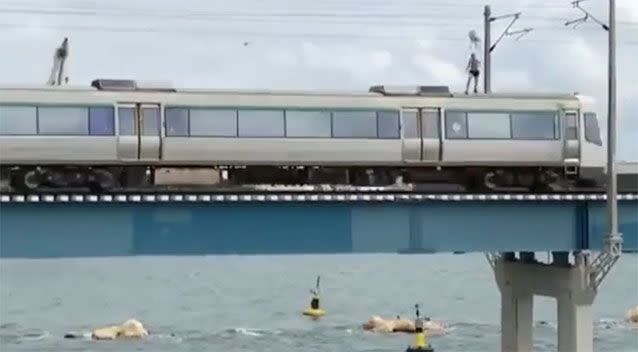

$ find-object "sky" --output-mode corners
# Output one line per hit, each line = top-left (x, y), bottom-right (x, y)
(0, 0), (636, 160)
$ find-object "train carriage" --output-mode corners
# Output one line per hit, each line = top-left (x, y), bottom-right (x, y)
(0, 79), (606, 193)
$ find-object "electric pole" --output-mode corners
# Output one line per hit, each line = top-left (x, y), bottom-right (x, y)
(482, 5), (533, 93)
(606, 0), (620, 254)
(565, 0), (621, 257)
(565, 0), (621, 289)
(483, 6), (491, 93)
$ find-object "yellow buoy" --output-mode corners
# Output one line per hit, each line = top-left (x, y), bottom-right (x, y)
(303, 276), (326, 319)
(302, 308), (326, 318)
(405, 304), (434, 352)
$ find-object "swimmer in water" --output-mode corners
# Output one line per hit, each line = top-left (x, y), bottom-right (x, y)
(64, 319), (149, 340)
(362, 314), (447, 335)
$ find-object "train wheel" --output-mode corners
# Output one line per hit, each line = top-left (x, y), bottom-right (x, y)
(12, 169), (41, 193)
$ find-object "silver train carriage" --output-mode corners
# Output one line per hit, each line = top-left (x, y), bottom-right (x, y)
(0, 79), (606, 193)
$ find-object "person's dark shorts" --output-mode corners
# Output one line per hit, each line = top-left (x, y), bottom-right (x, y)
(470, 70), (480, 77)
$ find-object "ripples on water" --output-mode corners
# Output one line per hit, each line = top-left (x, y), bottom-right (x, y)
(1, 254), (637, 351)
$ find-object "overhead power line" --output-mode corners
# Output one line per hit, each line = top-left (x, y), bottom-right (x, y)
(1, 7), (637, 28)
(1, 22), (636, 46)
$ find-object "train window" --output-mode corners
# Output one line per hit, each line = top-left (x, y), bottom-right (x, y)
(118, 107), (136, 136)
(467, 112), (510, 139)
(332, 111), (377, 138)
(377, 111), (400, 139)
(142, 107), (160, 136)
(89, 106), (115, 136)
(238, 109), (284, 137)
(584, 112), (603, 146)
(0, 105), (37, 135)
(511, 112), (556, 140)
(421, 110), (440, 139)
(445, 111), (467, 139)
(565, 113), (578, 140)
(165, 108), (189, 136)
(38, 106), (88, 135)
(190, 108), (237, 137)
(402, 110), (418, 138)
(285, 110), (331, 138)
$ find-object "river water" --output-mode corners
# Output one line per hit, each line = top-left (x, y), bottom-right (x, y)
(1, 253), (637, 351)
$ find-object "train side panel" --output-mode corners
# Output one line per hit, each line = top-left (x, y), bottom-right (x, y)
(441, 140), (563, 166)
(161, 138), (403, 165)
(0, 136), (118, 164)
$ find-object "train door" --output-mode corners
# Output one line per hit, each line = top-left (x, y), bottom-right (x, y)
(116, 103), (161, 161)
(562, 110), (581, 174)
(401, 108), (441, 163)
(420, 108), (441, 162)
(402, 109), (421, 161)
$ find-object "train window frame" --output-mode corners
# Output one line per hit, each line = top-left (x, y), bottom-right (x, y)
(565, 112), (578, 140)
(510, 111), (559, 140)
(0, 105), (38, 135)
(377, 111), (401, 139)
(117, 107), (137, 136)
(421, 109), (440, 139)
(88, 106), (115, 136)
(164, 107), (189, 137)
(37, 105), (89, 136)
(466, 112), (511, 139)
(401, 110), (419, 139)
(444, 111), (468, 139)
(141, 107), (161, 136)
(584, 112), (603, 146)
(284, 109), (332, 138)
(188, 108), (239, 138)
(237, 108), (285, 138)
(331, 110), (378, 139)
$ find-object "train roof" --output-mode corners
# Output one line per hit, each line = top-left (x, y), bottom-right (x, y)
(0, 80), (581, 101)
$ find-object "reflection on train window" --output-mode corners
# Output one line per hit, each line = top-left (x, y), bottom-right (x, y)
(377, 111), (400, 139)
(511, 112), (556, 140)
(565, 113), (578, 140)
(584, 112), (602, 146)
(238, 109), (284, 137)
(402, 110), (418, 138)
(422, 110), (440, 139)
(332, 111), (377, 138)
(467, 112), (510, 139)
(142, 107), (160, 136)
(445, 111), (467, 139)
(285, 110), (331, 138)
(89, 107), (115, 136)
(0, 105), (37, 135)
(190, 109), (237, 137)
(165, 108), (189, 136)
(38, 106), (88, 135)
(118, 107), (136, 136)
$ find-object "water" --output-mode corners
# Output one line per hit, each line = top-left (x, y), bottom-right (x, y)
(1, 253), (637, 351)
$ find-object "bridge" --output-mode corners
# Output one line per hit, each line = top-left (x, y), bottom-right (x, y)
(0, 192), (637, 258)
(1, 188), (637, 352)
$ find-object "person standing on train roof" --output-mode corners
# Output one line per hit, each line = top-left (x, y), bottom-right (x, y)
(465, 53), (481, 95)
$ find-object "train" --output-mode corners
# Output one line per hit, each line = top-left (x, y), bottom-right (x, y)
(0, 79), (607, 193)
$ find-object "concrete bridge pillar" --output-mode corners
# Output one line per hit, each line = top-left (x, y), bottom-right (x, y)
(493, 253), (597, 352)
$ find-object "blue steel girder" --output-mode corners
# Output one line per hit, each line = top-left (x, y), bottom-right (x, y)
(0, 194), (636, 258)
